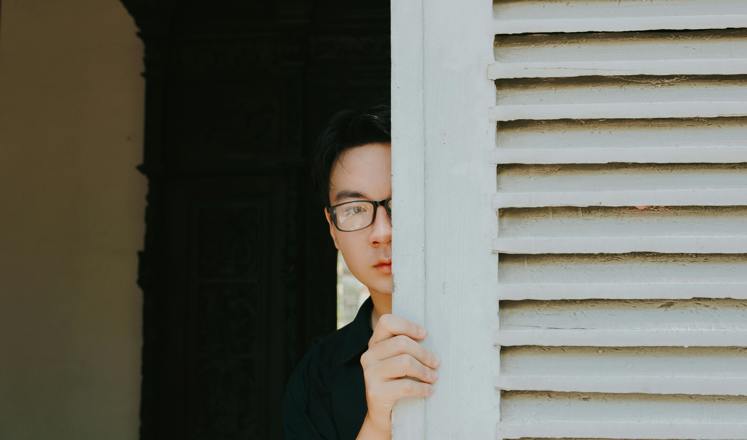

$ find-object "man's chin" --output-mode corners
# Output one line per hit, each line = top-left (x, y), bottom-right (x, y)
(366, 280), (393, 296)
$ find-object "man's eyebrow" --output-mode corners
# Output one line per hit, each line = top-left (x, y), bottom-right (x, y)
(333, 190), (368, 203)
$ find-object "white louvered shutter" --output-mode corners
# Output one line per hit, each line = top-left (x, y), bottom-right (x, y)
(491, 1), (747, 439)
(393, 0), (747, 439)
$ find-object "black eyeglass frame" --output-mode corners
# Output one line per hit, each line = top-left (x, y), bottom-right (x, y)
(327, 198), (392, 232)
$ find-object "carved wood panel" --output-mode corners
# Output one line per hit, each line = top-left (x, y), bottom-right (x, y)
(158, 177), (289, 439)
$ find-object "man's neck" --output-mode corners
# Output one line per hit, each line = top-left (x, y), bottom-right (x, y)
(369, 290), (392, 330)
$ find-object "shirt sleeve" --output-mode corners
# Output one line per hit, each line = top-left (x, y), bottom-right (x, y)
(282, 341), (333, 440)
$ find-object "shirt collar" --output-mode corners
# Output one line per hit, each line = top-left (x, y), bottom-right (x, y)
(336, 295), (374, 365)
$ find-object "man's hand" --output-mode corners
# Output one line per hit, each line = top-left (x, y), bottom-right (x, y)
(356, 314), (440, 439)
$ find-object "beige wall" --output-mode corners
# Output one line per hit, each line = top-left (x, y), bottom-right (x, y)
(0, 0), (144, 438)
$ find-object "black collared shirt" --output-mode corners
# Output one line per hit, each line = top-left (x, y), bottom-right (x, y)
(283, 296), (374, 439)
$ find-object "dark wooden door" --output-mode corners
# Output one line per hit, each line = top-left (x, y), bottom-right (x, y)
(121, 1), (389, 438)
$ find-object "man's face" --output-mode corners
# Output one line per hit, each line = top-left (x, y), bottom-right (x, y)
(324, 142), (392, 296)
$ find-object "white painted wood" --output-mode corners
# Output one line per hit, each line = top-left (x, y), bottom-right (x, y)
(493, 118), (747, 164)
(495, 236), (747, 254)
(495, 188), (747, 208)
(393, 0), (499, 438)
(494, 145), (747, 164)
(490, 59), (747, 79)
(500, 391), (747, 439)
(493, 0), (747, 21)
(491, 30), (747, 79)
(491, 1), (747, 438)
(494, 206), (747, 254)
(493, 0), (747, 33)
(499, 375), (747, 396)
(495, 31), (747, 64)
(492, 77), (747, 121)
(498, 299), (747, 346)
(391, 0), (426, 437)
(420, 1), (500, 438)
(498, 328), (747, 347)
(494, 15), (747, 34)
(501, 298), (747, 329)
(499, 282), (747, 300)
(498, 253), (747, 300)
(491, 101), (747, 121)
(497, 164), (747, 193)
(499, 346), (747, 395)
(497, 78), (747, 107)
(494, 163), (747, 208)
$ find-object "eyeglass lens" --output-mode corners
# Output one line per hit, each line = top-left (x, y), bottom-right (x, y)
(334, 200), (391, 231)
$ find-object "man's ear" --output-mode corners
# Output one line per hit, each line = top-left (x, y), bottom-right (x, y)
(323, 208), (340, 250)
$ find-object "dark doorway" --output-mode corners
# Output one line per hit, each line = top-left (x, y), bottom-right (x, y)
(120, 1), (390, 438)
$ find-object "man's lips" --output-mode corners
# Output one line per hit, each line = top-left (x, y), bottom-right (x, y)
(374, 261), (392, 274)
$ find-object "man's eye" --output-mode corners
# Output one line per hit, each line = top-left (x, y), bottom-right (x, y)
(343, 205), (365, 216)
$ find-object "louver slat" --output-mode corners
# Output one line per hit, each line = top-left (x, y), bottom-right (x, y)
(494, 207), (747, 253)
(498, 298), (747, 347)
(490, 31), (747, 79)
(492, 1), (747, 439)
(492, 118), (747, 165)
(491, 76), (747, 121)
(494, 164), (747, 208)
(497, 253), (747, 300)
(500, 392), (747, 439)
(493, 0), (747, 34)
(499, 346), (747, 396)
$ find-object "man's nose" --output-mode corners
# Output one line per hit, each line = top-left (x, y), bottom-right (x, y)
(369, 205), (391, 244)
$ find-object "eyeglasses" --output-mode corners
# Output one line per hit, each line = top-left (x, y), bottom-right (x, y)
(327, 198), (392, 232)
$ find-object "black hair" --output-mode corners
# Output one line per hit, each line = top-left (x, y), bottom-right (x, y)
(311, 104), (391, 207)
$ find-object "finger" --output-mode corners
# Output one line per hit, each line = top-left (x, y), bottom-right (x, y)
(374, 353), (438, 384)
(366, 334), (440, 369)
(369, 314), (426, 346)
(386, 378), (433, 400)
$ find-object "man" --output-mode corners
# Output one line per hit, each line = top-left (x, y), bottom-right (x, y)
(283, 106), (440, 439)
